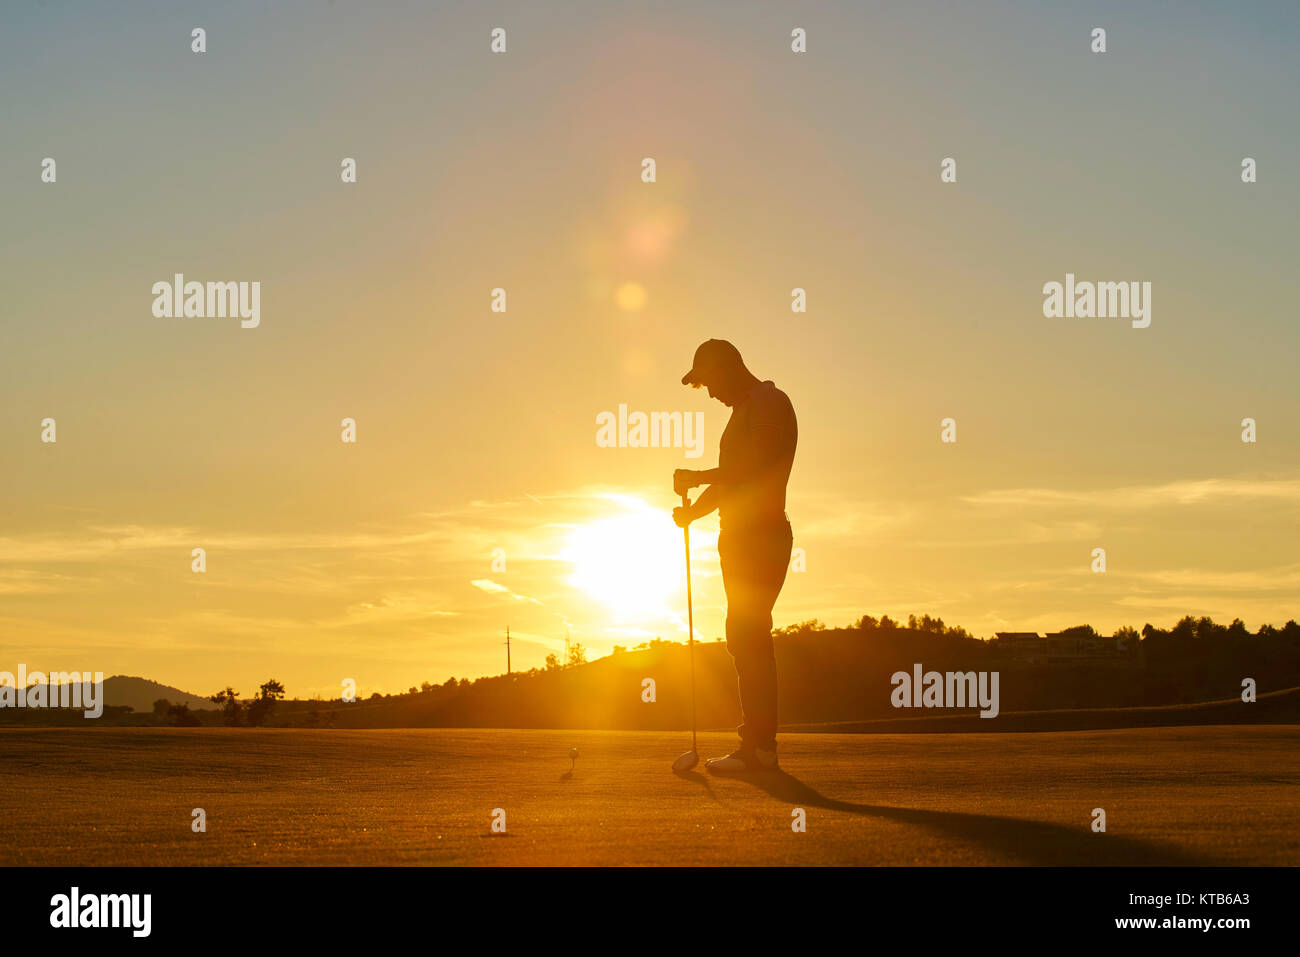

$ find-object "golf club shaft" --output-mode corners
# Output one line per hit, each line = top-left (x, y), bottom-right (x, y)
(682, 493), (696, 753)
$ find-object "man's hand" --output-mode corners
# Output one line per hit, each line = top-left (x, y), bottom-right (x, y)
(671, 505), (694, 528)
(673, 469), (700, 496)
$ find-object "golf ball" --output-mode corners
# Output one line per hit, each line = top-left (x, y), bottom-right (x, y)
(568, 748), (579, 760)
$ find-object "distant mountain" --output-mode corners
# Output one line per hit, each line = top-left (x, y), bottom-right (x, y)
(102, 675), (213, 713)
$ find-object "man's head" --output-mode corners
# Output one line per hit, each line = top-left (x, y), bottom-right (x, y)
(681, 339), (754, 406)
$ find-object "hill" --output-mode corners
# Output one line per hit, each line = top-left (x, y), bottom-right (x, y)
(295, 616), (1300, 731)
(102, 675), (213, 713)
(18, 613), (1300, 730)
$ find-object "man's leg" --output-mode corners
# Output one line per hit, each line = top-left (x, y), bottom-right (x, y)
(731, 620), (779, 749)
(720, 521), (793, 752)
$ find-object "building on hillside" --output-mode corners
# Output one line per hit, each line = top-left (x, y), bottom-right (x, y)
(992, 631), (1135, 666)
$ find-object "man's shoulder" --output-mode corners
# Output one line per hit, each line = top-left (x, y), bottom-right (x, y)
(748, 381), (796, 423)
(755, 380), (793, 408)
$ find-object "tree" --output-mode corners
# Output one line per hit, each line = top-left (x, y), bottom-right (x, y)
(908, 614), (946, 633)
(545, 653), (561, 671)
(245, 679), (286, 727)
(773, 619), (824, 638)
(567, 643), (587, 667)
(1170, 616), (1197, 642)
(1058, 624), (1101, 640)
(152, 698), (171, 716)
(167, 702), (201, 727)
(210, 687), (242, 726)
(1113, 625), (1140, 650)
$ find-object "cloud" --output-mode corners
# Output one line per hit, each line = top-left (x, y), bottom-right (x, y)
(0, 568), (93, 595)
(1128, 563), (1300, 593)
(470, 579), (543, 605)
(962, 475), (1300, 510)
(337, 594), (460, 626)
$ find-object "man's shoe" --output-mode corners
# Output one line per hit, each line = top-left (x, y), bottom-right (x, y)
(705, 746), (779, 774)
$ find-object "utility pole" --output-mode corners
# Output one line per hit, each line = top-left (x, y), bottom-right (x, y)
(505, 626), (511, 676)
(565, 625), (571, 666)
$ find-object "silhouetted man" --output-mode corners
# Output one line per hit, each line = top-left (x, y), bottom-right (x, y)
(673, 339), (797, 773)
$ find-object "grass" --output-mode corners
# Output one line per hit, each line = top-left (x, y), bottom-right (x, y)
(2, 725), (1297, 865)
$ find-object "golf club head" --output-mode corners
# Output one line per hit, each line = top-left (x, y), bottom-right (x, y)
(672, 750), (699, 772)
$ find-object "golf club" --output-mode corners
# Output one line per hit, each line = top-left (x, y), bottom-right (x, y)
(672, 492), (699, 773)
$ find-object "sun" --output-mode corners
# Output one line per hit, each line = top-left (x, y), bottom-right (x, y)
(561, 498), (683, 616)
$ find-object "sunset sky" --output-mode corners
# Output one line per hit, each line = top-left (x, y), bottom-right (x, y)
(3, 1), (1298, 698)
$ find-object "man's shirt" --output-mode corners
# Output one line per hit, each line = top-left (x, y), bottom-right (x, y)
(717, 380), (797, 530)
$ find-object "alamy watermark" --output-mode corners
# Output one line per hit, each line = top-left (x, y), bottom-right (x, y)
(152, 273), (260, 328)
(50, 887), (150, 937)
(596, 404), (704, 458)
(1042, 273), (1151, 328)
(891, 664), (1000, 718)
(0, 666), (104, 718)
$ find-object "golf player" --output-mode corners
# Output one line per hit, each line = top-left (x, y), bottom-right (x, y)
(673, 339), (797, 773)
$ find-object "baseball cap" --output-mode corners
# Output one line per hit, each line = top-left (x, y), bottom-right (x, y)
(681, 338), (743, 386)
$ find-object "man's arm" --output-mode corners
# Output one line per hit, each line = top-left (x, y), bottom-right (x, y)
(690, 483), (724, 518)
(673, 483), (723, 527)
(675, 421), (786, 491)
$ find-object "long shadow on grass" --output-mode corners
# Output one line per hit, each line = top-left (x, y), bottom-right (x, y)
(743, 770), (1216, 865)
(673, 767), (719, 801)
